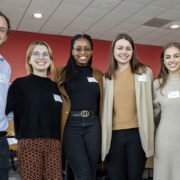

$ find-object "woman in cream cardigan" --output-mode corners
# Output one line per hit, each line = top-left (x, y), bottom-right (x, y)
(101, 33), (154, 180)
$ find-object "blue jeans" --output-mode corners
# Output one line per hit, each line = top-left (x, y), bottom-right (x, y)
(63, 113), (101, 180)
(106, 128), (146, 180)
(0, 136), (9, 180)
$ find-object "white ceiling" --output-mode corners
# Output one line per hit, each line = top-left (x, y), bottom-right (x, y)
(0, 0), (180, 46)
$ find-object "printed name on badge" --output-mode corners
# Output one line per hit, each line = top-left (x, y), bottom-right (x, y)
(138, 74), (147, 82)
(87, 77), (98, 83)
(53, 94), (62, 102)
(168, 91), (180, 99)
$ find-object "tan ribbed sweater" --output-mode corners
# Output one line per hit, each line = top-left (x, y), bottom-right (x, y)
(113, 66), (138, 130)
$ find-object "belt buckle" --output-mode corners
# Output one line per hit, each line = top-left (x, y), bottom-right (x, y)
(81, 110), (89, 117)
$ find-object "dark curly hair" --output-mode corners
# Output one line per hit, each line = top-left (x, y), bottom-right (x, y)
(62, 34), (93, 82)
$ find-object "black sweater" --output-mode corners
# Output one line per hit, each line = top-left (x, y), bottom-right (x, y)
(6, 74), (62, 140)
(66, 66), (100, 111)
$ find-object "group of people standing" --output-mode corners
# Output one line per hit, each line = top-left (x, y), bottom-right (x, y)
(0, 11), (180, 180)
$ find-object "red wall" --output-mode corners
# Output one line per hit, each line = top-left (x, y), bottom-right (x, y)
(0, 30), (162, 82)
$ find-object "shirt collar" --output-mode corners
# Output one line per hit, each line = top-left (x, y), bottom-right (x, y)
(0, 54), (4, 61)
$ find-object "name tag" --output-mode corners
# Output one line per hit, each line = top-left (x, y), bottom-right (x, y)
(138, 74), (147, 82)
(168, 91), (180, 99)
(87, 77), (98, 83)
(53, 94), (62, 102)
(0, 74), (5, 83)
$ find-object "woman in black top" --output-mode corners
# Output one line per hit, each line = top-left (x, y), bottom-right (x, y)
(6, 41), (63, 180)
(53, 34), (103, 180)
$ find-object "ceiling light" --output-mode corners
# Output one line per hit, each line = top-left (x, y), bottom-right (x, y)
(33, 13), (43, 19)
(170, 24), (180, 29)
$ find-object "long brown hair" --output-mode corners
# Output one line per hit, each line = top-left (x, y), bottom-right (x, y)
(158, 42), (180, 91)
(105, 33), (146, 79)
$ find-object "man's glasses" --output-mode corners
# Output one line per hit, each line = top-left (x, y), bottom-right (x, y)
(0, 27), (7, 34)
(32, 52), (50, 57)
(74, 47), (91, 53)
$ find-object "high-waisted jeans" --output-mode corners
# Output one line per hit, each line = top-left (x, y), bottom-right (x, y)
(106, 128), (146, 180)
(63, 112), (101, 180)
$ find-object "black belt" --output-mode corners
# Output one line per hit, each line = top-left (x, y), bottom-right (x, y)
(69, 110), (97, 118)
(0, 131), (7, 137)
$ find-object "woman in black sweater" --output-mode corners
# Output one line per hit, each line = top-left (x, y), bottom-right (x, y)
(53, 34), (103, 180)
(6, 41), (63, 180)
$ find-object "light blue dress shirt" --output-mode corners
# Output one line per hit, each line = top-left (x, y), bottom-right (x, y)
(0, 54), (11, 131)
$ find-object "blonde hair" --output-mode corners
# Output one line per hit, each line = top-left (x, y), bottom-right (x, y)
(26, 41), (54, 75)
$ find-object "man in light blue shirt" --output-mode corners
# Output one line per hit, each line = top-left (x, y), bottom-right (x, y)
(0, 11), (11, 180)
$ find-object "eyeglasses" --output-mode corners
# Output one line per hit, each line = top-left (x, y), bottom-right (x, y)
(0, 27), (7, 34)
(74, 47), (92, 53)
(32, 52), (50, 57)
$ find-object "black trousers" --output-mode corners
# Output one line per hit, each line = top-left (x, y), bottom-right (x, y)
(106, 128), (146, 180)
(0, 136), (9, 180)
(63, 113), (101, 180)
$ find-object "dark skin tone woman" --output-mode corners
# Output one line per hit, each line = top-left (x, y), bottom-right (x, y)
(53, 34), (103, 180)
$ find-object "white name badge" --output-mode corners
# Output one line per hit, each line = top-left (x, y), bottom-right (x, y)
(0, 74), (5, 83)
(138, 74), (147, 82)
(87, 77), (98, 83)
(168, 91), (180, 99)
(53, 94), (62, 102)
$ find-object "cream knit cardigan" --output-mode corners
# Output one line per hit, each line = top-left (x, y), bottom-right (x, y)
(101, 67), (154, 161)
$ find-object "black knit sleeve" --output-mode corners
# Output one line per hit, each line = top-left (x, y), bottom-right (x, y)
(5, 80), (18, 115)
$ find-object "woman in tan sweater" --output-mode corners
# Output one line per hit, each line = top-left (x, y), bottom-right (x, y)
(101, 33), (154, 180)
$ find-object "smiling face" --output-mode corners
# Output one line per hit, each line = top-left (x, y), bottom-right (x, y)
(29, 45), (52, 76)
(114, 39), (133, 70)
(164, 46), (180, 76)
(72, 38), (93, 66)
(0, 15), (8, 46)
